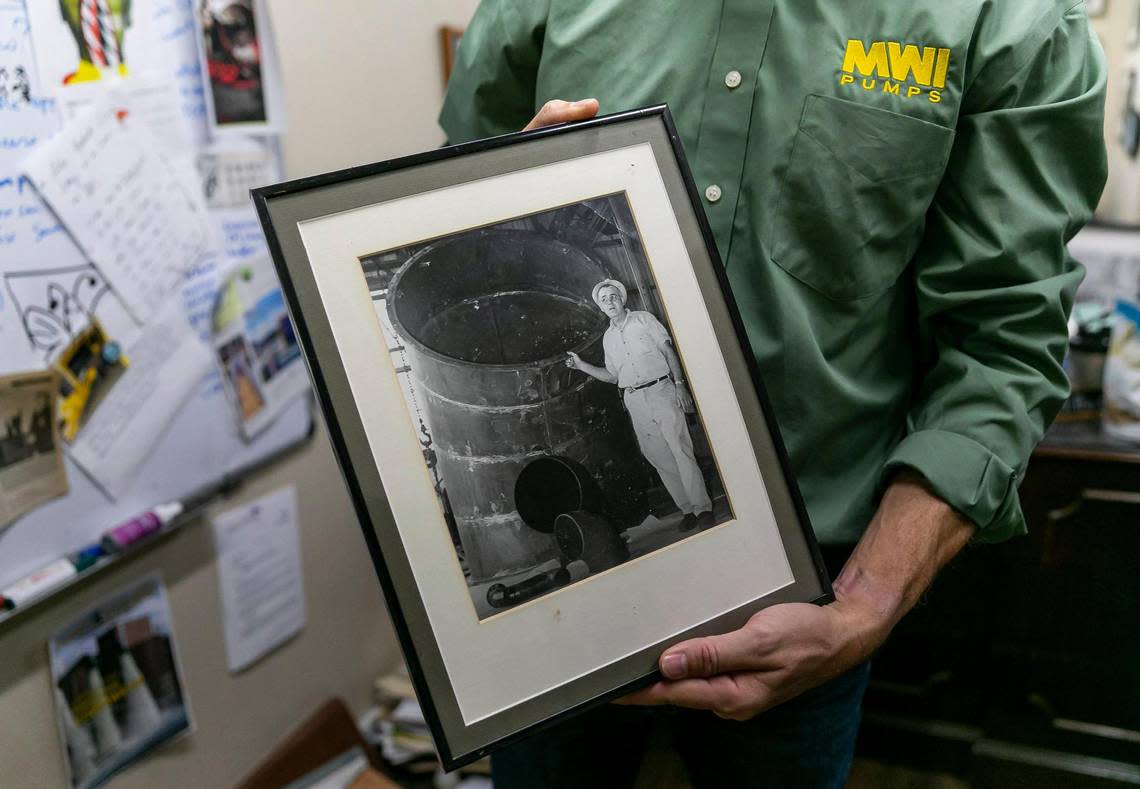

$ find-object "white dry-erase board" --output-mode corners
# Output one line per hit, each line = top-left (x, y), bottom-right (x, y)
(0, 0), (313, 592)
(0, 385), (314, 591)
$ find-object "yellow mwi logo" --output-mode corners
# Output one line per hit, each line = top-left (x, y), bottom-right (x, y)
(839, 40), (950, 104)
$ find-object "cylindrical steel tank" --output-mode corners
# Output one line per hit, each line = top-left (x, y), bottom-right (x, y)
(386, 229), (648, 581)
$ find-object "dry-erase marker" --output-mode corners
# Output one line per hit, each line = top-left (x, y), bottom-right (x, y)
(1, 558), (78, 608)
(102, 502), (185, 552)
(70, 543), (105, 573)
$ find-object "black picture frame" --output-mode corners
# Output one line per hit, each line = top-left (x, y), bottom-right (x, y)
(252, 106), (831, 771)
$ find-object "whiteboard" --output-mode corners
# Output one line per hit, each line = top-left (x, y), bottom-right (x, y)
(0, 0), (313, 589)
(0, 380), (313, 589)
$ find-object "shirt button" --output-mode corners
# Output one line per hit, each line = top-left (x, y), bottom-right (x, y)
(724, 70), (742, 89)
(705, 184), (722, 203)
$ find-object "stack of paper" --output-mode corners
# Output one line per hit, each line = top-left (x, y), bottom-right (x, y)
(364, 665), (491, 779)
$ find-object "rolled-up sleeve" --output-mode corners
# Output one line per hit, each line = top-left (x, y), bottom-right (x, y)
(882, 4), (1108, 542)
(439, 0), (550, 143)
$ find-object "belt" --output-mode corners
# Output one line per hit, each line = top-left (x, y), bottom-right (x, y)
(623, 375), (670, 396)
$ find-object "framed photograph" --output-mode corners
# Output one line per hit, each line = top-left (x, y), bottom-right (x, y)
(253, 106), (830, 770)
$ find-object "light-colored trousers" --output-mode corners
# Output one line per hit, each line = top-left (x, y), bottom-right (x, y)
(624, 380), (711, 515)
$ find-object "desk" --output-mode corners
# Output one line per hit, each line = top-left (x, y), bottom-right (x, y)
(857, 421), (1140, 788)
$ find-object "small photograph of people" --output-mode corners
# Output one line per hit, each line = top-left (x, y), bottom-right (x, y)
(361, 193), (732, 619)
(217, 335), (266, 420)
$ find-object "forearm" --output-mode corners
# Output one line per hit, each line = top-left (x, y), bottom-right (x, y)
(662, 344), (685, 383)
(833, 471), (975, 649)
(578, 361), (617, 384)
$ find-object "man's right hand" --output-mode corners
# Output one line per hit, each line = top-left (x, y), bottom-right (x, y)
(523, 99), (600, 131)
(565, 351), (585, 371)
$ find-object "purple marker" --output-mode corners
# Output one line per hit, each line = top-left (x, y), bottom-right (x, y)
(101, 502), (184, 553)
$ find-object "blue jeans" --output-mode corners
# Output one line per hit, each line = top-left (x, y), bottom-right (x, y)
(492, 661), (870, 789)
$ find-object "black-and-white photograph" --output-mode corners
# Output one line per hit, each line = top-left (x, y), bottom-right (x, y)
(0, 370), (69, 532)
(362, 193), (733, 619)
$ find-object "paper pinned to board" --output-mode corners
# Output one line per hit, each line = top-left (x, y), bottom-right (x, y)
(198, 141), (278, 211)
(212, 486), (306, 673)
(200, 138), (281, 269)
(212, 257), (310, 440)
(22, 101), (214, 327)
(0, 0), (77, 374)
(25, 0), (209, 145)
(0, 371), (69, 531)
(55, 75), (195, 157)
(65, 296), (212, 499)
(193, 0), (287, 137)
(49, 573), (193, 789)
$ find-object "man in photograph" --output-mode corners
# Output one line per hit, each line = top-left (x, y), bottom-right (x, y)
(441, 2), (1107, 785)
(566, 278), (713, 531)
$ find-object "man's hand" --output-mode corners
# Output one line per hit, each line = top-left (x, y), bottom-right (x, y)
(618, 597), (884, 720)
(565, 351), (585, 371)
(674, 381), (695, 413)
(619, 473), (975, 719)
(523, 98), (600, 131)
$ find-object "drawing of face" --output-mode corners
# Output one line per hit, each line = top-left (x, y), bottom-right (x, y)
(5, 266), (114, 357)
(71, 273), (106, 315)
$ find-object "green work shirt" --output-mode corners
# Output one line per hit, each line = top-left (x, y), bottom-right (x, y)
(439, 0), (1108, 545)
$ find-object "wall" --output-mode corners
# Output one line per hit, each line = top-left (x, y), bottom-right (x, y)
(0, 0), (478, 785)
(1091, 1), (1140, 224)
(273, 0), (480, 176)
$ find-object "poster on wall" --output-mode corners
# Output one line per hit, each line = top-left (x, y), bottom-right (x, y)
(49, 573), (193, 789)
(192, 0), (286, 136)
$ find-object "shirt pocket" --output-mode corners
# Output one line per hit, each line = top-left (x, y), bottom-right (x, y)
(770, 94), (955, 301)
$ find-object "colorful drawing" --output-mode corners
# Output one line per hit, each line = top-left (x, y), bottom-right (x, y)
(53, 320), (129, 442)
(58, 0), (134, 84)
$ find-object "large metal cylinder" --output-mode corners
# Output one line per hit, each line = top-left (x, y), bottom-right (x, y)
(386, 229), (647, 581)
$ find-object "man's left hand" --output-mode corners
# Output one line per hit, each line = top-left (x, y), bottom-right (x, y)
(619, 474), (975, 719)
(675, 381), (695, 413)
(617, 594), (887, 720)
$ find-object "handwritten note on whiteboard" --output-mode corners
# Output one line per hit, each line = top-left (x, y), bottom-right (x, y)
(0, 0), (73, 372)
(23, 103), (213, 325)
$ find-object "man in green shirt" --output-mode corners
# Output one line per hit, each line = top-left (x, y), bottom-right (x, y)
(441, 1), (1107, 785)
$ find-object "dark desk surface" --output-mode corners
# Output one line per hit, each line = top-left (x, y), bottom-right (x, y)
(1036, 417), (1140, 464)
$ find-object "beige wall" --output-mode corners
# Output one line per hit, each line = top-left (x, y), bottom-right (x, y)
(0, 1), (478, 785)
(1091, 1), (1140, 223)
(274, 0), (481, 176)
